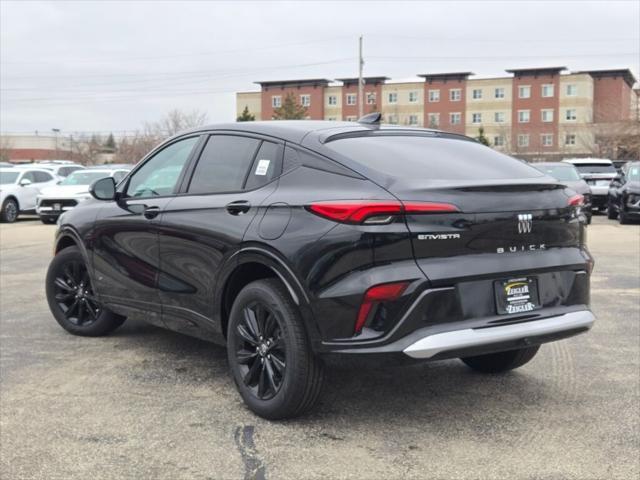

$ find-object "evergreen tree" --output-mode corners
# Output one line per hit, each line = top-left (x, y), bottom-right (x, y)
(104, 133), (116, 150)
(272, 93), (307, 120)
(476, 127), (490, 146)
(236, 106), (256, 122)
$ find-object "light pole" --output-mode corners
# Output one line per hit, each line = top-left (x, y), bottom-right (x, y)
(52, 128), (60, 160)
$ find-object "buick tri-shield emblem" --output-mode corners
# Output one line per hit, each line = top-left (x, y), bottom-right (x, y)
(517, 213), (533, 234)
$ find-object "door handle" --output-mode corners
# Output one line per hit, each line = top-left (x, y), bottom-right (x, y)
(226, 200), (251, 216)
(143, 205), (161, 219)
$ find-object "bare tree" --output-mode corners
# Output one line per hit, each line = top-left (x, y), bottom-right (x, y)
(0, 136), (13, 162)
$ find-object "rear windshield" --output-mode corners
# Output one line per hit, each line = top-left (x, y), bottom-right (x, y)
(60, 171), (112, 185)
(573, 164), (616, 174)
(325, 136), (543, 180)
(535, 164), (581, 181)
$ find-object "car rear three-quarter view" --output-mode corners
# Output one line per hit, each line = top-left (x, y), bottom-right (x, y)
(45, 120), (596, 419)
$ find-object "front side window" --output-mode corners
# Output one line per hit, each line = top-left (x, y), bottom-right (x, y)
(0, 172), (19, 184)
(127, 137), (198, 198)
(21, 171), (37, 183)
(58, 166), (82, 177)
(428, 89), (440, 102)
(188, 135), (260, 194)
(450, 89), (461, 101)
(34, 171), (54, 183)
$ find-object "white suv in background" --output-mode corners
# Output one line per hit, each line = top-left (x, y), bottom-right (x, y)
(0, 167), (58, 222)
(563, 158), (617, 212)
(36, 167), (131, 223)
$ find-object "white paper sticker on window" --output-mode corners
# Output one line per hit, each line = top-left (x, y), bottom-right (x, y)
(255, 159), (270, 176)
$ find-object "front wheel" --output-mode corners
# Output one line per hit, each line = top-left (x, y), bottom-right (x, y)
(46, 246), (126, 336)
(461, 345), (540, 373)
(227, 278), (324, 420)
(1, 198), (19, 223)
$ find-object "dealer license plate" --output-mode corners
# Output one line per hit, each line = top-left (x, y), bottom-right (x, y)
(494, 277), (541, 315)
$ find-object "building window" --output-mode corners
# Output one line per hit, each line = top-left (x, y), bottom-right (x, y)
(428, 89), (440, 102)
(518, 85), (531, 99)
(565, 109), (577, 121)
(471, 113), (482, 124)
(541, 109), (554, 122)
(517, 134), (530, 147)
(345, 115), (357, 121)
(387, 114), (398, 124)
(327, 116), (337, 121)
(541, 84), (554, 98)
(494, 112), (506, 123)
(346, 93), (356, 106)
(450, 89), (461, 101)
(300, 94), (311, 107)
(565, 133), (577, 145)
(409, 114), (419, 125)
(494, 87), (505, 99)
(427, 113), (440, 127)
(566, 84), (577, 96)
(366, 92), (377, 105)
(541, 134), (553, 147)
(409, 91), (419, 103)
(327, 95), (337, 106)
(388, 92), (398, 104)
(272, 96), (282, 108)
(518, 110), (530, 123)
(472, 89), (483, 99)
(494, 136), (505, 147)
(450, 112), (461, 125)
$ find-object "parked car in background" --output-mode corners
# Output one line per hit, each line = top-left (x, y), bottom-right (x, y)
(0, 162), (14, 168)
(0, 167), (58, 222)
(613, 160), (629, 174)
(46, 120), (595, 419)
(607, 161), (640, 224)
(23, 162), (85, 179)
(563, 158), (617, 213)
(36, 167), (131, 224)
(533, 162), (592, 224)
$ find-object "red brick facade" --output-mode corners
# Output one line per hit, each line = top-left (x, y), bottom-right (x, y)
(258, 79), (329, 120)
(420, 73), (471, 135)
(509, 68), (563, 153)
(336, 77), (387, 120)
(589, 71), (634, 123)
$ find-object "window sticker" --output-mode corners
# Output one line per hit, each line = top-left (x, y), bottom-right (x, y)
(255, 159), (270, 176)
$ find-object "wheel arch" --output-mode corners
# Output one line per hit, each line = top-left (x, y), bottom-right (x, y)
(218, 248), (319, 347)
(2, 195), (19, 210)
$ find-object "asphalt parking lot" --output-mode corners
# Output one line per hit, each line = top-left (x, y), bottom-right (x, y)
(0, 216), (638, 480)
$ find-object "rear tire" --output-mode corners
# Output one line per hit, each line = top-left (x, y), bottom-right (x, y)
(46, 246), (126, 336)
(227, 278), (324, 420)
(619, 210), (629, 224)
(461, 345), (540, 373)
(607, 199), (618, 219)
(1, 198), (19, 223)
(40, 215), (58, 224)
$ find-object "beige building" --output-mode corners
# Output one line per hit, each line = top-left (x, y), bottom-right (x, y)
(464, 77), (513, 151)
(236, 91), (261, 120)
(380, 82), (424, 126)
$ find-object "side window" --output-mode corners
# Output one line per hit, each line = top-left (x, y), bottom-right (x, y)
(34, 171), (53, 183)
(188, 135), (260, 194)
(22, 171), (37, 183)
(126, 137), (198, 198)
(283, 146), (302, 174)
(59, 166), (81, 177)
(244, 141), (282, 190)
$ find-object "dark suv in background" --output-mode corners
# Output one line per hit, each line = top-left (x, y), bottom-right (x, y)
(46, 119), (596, 419)
(608, 161), (640, 224)
(532, 162), (592, 224)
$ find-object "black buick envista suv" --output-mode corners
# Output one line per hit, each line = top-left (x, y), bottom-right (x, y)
(46, 118), (596, 419)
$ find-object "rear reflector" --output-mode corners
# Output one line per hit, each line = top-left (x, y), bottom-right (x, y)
(355, 281), (410, 334)
(307, 200), (459, 224)
(568, 194), (584, 206)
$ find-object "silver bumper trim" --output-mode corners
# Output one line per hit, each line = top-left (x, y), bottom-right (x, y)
(403, 310), (595, 359)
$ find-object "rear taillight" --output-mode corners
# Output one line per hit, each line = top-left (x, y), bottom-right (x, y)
(307, 200), (459, 224)
(568, 194), (584, 206)
(355, 281), (410, 334)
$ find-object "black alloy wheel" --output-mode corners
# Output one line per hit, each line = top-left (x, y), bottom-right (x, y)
(234, 302), (286, 400)
(1, 198), (18, 223)
(46, 246), (126, 336)
(52, 260), (101, 327)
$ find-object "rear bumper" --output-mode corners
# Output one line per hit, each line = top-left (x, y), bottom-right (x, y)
(403, 310), (595, 359)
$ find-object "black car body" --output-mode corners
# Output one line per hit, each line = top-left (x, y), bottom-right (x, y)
(532, 162), (592, 224)
(46, 120), (596, 419)
(608, 161), (640, 224)
(563, 158), (617, 212)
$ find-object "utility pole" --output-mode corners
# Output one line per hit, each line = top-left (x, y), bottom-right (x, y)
(358, 35), (364, 118)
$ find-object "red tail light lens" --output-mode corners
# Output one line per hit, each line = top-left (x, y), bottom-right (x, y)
(568, 194), (584, 206)
(355, 281), (410, 334)
(307, 200), (459, 224)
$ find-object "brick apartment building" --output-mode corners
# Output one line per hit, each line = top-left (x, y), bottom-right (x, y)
(237, 67), (640, 161)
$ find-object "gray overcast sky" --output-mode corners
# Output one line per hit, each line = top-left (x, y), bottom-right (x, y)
(1, 0), (639, 134)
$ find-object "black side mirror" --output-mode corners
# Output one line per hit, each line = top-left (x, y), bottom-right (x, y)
(90, 177), (116, 201)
